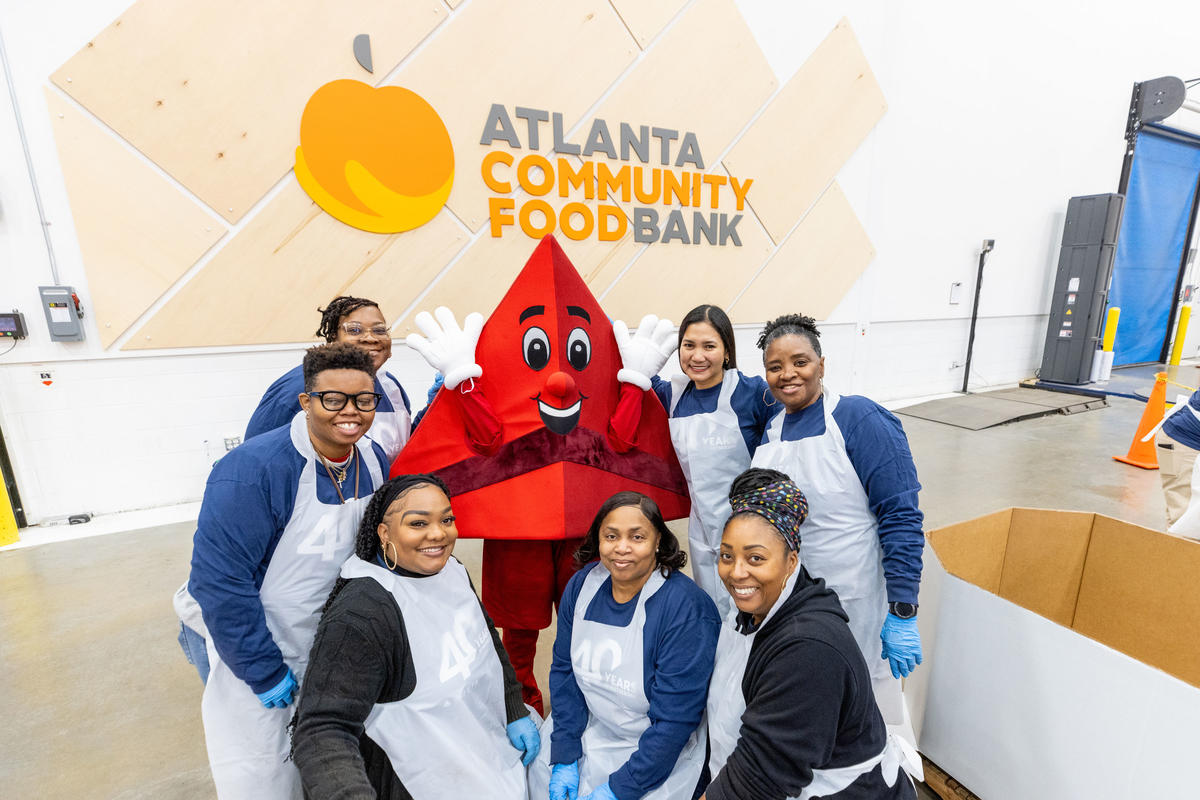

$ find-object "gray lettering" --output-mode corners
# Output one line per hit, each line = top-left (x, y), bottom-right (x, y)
(620, 123), (650, 163)
(692, 212), (718, 245)
(675, 132), (704, 169)
(581, 118), (617, 159)
(718, 214), (743, 246)
(633, 208), (660, 243)
(661, 210), (690, 244)
(480, 104), (520, 147)
(514, 106), (549, 150)
(552, 112), (581, 155)
(650, 126), (678, 166)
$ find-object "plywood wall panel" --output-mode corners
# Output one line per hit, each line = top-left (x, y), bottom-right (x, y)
(730, 183), (875, 322)
(124, 180), (467, 349)
(722, 18), (886, 243)
(46, 90), (225, 349)
(608, 0), (687, 48)
(600, 166), (774, 325)
(52, 0), (447, 222)
(390, 0), (638, 232)
(588, 0), (775, 175)
(394, 178), (643, 336)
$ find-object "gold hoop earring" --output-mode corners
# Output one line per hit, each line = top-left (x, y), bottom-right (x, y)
(763, 388), (778, 407)
(383, 539), (399, 571)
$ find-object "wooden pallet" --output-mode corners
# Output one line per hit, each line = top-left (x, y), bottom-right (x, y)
(921, 755), (982, 800)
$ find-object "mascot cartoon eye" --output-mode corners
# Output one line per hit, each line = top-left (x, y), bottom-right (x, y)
(523, 326), (551, 370)
(566, 327), (591, 371)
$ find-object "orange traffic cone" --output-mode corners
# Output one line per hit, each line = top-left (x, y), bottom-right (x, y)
(1113, 371), (1167, 469)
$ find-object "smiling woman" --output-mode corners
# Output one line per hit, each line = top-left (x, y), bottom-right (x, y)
(293, 474), (536, 800)
(244, 295), (412, 462)
(526, 491), (719, 800)
(702, 468), (920, 800)
(184, 342), (391, 799)
(752, 312), (926, 731)
(649, 304), (776, 620)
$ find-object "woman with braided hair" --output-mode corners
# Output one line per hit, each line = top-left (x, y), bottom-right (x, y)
(245, 295), (412, 460)
(702, 468), (919, 800)
(750, 313), (926, 732)
(292, 473), (537, 800)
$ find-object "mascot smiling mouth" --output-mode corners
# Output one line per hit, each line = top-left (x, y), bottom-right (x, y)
(535, 392), (586, 435)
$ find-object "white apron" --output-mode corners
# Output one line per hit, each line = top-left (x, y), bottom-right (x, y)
(707, 572), (922, 798)
(339, 556), (526, 798)
(751, 388), (902, 724)
(201, 411), (383, 800)
(368, 372), (412, 463)
(668, 371), (752, 620)
(528, 566), (706, 800)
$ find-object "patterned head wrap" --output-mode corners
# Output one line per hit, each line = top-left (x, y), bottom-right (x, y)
(729, 479), (808, 551)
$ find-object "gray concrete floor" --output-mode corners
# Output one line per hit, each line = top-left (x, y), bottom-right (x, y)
(0, 392), (1168, 798)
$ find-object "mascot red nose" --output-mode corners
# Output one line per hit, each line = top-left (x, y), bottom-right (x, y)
(392, 234), (689, 536)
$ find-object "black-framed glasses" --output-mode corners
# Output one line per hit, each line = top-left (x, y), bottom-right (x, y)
(340, 322), (390, 338)
(307, 391), (382, 412)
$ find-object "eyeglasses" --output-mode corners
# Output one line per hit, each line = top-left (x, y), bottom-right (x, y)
(340, 322), (391, 339)
(307, 391), (382, 412)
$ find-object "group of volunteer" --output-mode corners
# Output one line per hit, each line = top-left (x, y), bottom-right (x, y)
(179, 292), (926, 799)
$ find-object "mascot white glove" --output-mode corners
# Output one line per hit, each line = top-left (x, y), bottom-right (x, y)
(614, 314), (676, 391)
(405, 306), (484, 390)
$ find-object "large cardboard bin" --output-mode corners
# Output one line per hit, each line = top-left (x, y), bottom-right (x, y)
(920, 508), (1200, 799)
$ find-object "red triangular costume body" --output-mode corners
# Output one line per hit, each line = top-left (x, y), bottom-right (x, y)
(391, 235), (689, 539)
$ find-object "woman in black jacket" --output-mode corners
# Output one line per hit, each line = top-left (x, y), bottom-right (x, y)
(701, 468), (920, 800)
(292, 473), (538, 799)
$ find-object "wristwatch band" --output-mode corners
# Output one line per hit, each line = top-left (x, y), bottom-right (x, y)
(889, 601), (918, 619)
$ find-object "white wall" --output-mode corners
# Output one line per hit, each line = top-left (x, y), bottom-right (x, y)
(2, 0), (1198, 522)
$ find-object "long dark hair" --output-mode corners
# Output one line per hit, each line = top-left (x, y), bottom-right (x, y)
(321, 473), (451, 613)
(574, 491), (687, 576)
(678, 304), (737, 369)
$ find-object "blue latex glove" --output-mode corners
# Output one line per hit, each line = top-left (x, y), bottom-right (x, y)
(580, 783), (618, 800)
(255, 668), (298, 709)
(880, 613), (922, 678)
(549, 761), (580, 800)
(427, 372), (444, 404)
(506, 715), (540, 766)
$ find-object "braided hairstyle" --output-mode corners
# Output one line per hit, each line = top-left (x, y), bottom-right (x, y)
(756, 313), (822, 356)
(321, 473), (451, 613)
(574, 490), (687, 576)
(315, 296), (380, 342)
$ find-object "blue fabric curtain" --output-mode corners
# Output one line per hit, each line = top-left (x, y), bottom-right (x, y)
(1109, 128), (1200, 365)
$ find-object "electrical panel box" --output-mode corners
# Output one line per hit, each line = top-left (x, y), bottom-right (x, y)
(1039, 194), (1125, 384)
(38, 285), (84, 342)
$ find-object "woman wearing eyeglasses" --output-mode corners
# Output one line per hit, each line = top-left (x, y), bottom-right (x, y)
(187, 342), (392, 800)
(245, 295), (412, 461)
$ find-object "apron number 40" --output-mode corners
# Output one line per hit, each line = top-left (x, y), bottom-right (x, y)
(297, 513), (351, 562)
(439, 611), (486, 683)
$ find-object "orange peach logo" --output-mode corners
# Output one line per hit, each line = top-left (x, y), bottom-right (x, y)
(295, 80), (453, 234)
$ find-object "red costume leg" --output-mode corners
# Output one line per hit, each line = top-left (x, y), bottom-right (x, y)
(501, 628), (543, 714)
(482, 538), (585, 714)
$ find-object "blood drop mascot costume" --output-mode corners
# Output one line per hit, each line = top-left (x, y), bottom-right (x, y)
(393, 235), (690, 709)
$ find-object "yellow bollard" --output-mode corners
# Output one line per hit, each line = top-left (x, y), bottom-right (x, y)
(1170, 305), (1192, 366)
(1102, 307), (1120, 352)
(0, 476), (18, 546)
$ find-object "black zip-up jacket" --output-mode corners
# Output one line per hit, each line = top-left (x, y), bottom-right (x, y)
(704, 567), (915, 800)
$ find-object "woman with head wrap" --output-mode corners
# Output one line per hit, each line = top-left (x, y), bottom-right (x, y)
(292, 473), (537, 799)
(700, 468), (920, 800)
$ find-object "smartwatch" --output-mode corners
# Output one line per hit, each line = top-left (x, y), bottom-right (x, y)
(889, 601), (918, 619)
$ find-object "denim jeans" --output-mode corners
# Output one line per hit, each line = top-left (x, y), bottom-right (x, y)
(177, 622), (210, 684)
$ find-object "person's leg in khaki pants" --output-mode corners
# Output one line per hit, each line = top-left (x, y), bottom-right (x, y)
(1157, 431), (1200, 526)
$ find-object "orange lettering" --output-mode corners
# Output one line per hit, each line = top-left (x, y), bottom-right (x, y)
(481, 151), (513, 193)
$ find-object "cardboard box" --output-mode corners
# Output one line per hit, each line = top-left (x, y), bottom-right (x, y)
(919, 508), (1200, 799)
